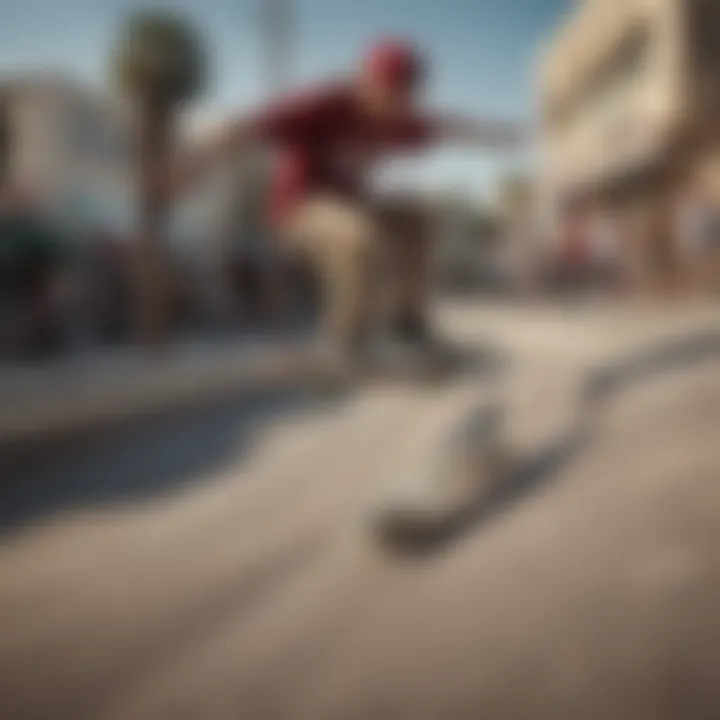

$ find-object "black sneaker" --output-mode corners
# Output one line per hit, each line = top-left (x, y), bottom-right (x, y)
(391, 314), (434, 347)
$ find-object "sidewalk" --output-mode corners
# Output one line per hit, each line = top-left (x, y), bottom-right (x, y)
(4, 299), (718, 447)
(0, 336), (321, 446)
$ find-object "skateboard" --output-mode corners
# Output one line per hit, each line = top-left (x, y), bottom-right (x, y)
(370, 404), (512, 550)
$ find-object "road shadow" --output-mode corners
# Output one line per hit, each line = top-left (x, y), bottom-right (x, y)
(583, 328), (720, 407)
(0, 385), (348, 535)
(0, 333), (504, 538)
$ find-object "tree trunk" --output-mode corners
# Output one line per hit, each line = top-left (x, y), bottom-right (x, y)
(135, 99), (173, 345)
(0, 94), (11, 188)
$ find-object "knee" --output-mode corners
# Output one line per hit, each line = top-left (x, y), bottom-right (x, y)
(381, 203), (432, 244)
(332, 211), (378, 265)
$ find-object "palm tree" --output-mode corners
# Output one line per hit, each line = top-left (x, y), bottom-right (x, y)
(112, 9), (206, 343)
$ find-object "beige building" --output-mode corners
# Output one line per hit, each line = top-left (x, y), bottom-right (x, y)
(0, 74), (240, 247)
(0, 74), (257, 321)
(0, 73), (135, 233)
(539, 0), (720, 287)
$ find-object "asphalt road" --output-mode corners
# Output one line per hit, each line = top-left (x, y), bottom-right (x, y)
(2, 301), (720, 720)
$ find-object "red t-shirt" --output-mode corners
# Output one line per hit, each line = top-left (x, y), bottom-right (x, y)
(253, 83), (438, 223)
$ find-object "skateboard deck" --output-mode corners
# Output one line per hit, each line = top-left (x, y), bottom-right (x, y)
(370, 404), (512, 550)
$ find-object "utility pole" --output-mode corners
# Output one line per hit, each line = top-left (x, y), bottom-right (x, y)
(257, 0), (294, 325)
(259, 0), (293, 95)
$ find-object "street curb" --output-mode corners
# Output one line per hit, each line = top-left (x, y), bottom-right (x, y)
(0, 348), (329, 449)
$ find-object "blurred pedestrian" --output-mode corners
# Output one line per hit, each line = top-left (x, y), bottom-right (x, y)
(676, 179), (720, 294)
(557, 211), (591, 295)
(0, 187), (73, 358)
(589, 211), (620, 293)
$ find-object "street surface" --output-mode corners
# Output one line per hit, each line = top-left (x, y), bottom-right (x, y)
(2, 300), (720, 720)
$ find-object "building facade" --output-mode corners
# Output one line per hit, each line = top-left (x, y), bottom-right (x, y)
(0, 74), (135, 235)
(0, 74), (265, 328)
(1, 79), (242, 252)
(539, 0), (720, 290)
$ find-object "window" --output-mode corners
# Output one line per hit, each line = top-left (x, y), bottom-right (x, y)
(688, 0), (720, 108)
(690, 0), (720, 69)
(547, 24), (651, 132)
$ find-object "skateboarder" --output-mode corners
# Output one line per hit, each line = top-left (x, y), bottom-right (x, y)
(172, 38), (523, 368)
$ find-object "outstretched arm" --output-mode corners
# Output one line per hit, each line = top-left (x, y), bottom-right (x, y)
(437, 115), (527, 151)
(167, 85), (339, 199)
(167, 117), (260, 199)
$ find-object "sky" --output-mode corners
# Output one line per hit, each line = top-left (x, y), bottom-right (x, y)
(0, 0), (571, 197)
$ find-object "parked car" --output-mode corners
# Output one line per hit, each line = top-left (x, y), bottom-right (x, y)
(0, 196), (75, 358)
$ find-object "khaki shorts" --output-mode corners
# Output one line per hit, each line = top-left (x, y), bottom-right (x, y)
(281, 194), (432, 347)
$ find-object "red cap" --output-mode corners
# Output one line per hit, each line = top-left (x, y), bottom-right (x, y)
(362, 39), (425, 89)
